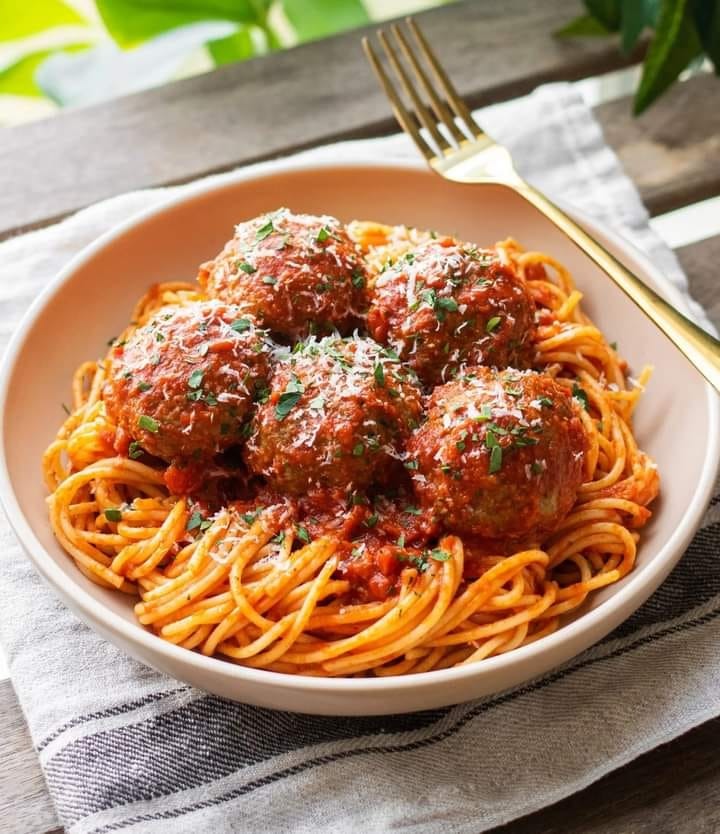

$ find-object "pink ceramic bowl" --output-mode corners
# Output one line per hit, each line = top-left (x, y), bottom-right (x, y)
(1, 160), (717, 714)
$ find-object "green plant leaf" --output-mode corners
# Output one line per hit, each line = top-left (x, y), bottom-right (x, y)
(555, 13), (612, 36)
(0, 43), (89, 96)
(0, 0), (86, 42)
(36, 22), (235, 105)
(208, 26), (258, 65)
(642, 0), (663, 27)
(619, 0), (663, 52)
(584, 0), (622, 29)
(634, 0), (703, 113)
(620, 0), (647, 51)
(281, 0), (369, 42)
(693, 0), (720, 74)
(95, 0), (271, 47)
(0, 50), (53, 96)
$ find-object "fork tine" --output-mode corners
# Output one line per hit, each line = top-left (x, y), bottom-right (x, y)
(406, 17), (484, 139)
(377, 29), (451, 154)
(390, 23), (465, 145)
(362, 36), (434, 161)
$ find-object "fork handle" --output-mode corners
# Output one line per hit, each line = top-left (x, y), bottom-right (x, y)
(518, 183), (720, 393)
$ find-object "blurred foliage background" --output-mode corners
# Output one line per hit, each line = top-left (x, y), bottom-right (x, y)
(0, 0), (452, 125)
(558, 0), (719, 113)
(1, 0), (717, 126)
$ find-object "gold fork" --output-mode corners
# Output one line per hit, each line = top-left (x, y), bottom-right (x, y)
(362, 18), (720, 393)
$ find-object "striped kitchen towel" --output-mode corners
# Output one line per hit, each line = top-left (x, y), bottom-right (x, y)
(1, 83), (718, 834)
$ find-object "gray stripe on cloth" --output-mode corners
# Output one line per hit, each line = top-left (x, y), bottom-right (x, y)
(65, 601), (720, 834)
(1, 83), (718, 834)
(46, 591), (720, 829)
(41, 484), (720, 827)
(37, 474), (720, 759)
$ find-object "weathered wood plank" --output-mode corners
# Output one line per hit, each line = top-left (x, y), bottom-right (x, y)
(0, 0), (643, 240)
(676, 235), (720, 328)
(4, 681), (720, 834)
(0, 680), (59, 834)
(491, 717), (720, 834)
(596, 72), (720, 217)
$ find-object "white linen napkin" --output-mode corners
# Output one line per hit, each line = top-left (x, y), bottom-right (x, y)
(1, 83), (718, 834)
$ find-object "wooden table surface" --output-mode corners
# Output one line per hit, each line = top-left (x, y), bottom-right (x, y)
(2, 1), (720, 831)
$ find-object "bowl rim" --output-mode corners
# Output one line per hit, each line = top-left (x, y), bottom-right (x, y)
(1, 156), (718, 695)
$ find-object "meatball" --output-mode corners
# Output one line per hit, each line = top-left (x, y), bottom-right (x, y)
(366, 238), (535, 386)
(405, 367), (587, 540)
(198, 208), (367, 340)
(245, 336), (423, 495)
(105, 300), (272, 465)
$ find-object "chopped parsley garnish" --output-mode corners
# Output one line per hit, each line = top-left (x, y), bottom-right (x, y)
(404, 459), (419, 470)
(437, 297), (459, 314)
(365, 513), (379, 528)
(486, 316), (502, 333)
(256, 219), (274, 240)
(429, 548), (451, 562)
(475, 404), (492, 421)
(186, 511), (204, 532)
(396, 533), (406, 548)
(610, 341), (618, 351)
(404, 505), (421, 515)
(242, 510), (260, 524)
(275, 375), (304, 421)
(296, 525), (311, 544)
(352, 443), (365, 457)
(137, 381), (152, 393)
(262, 275), (277, 286)
(373, 362), (385, 387)
(530, 461), (544, 475)
(104, 508), (122, 522)
(572, 382), (589, 411)
(138, 415), (159, 433)
(128, 441), (143, 459)
(485, 430), (503, 473)
(238, 261), (256, 274)
(351, 270), (365, 289)
(316, 226), (330, 242)
(538, 396), (553, 408)
(188, 369), (204, 390)
(230, 318), (252, 333)
(418, 289), (459, 322)
(486, 422), (508, 436)
(381, 346), (399, 361)
(155, 331), (165, 342)
(399, 553), (429, 572)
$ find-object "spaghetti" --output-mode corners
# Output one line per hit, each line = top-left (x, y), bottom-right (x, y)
(42, 219), (659, 676)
